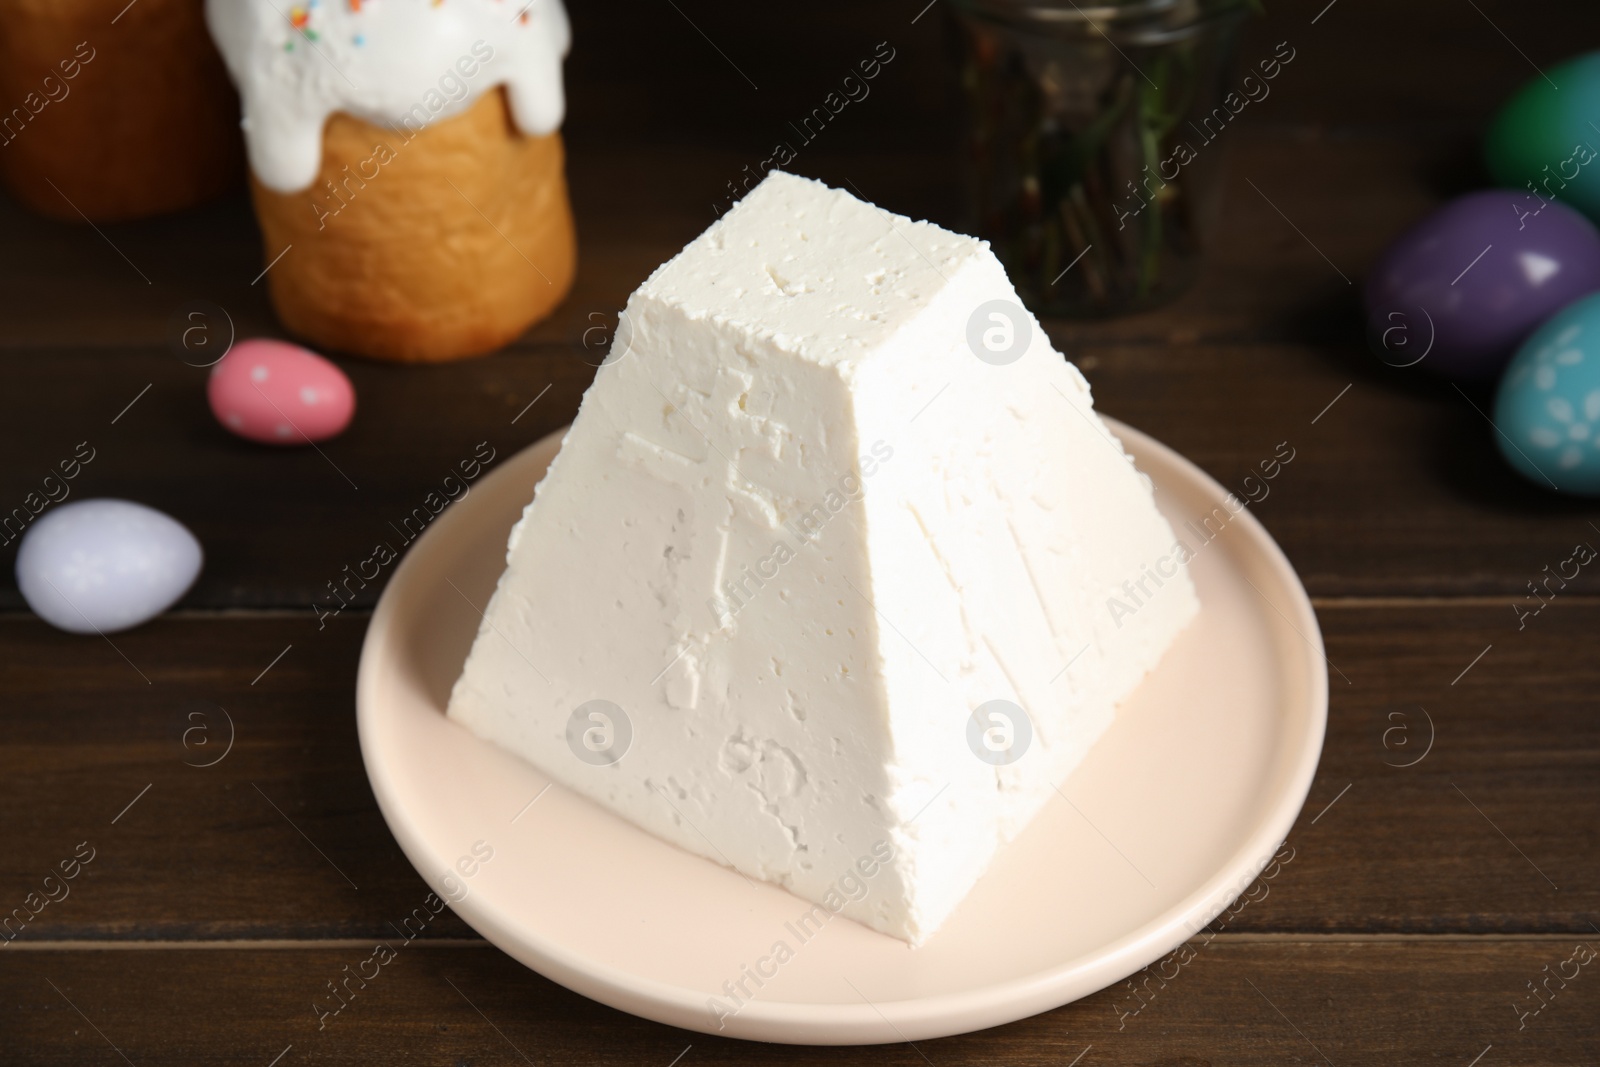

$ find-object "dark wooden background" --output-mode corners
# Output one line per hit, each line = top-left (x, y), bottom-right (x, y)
(2, 0), (1598, 1062)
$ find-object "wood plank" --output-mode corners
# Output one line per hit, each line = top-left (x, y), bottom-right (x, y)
(573, 0), (1596, 149)
(0, 341), (591, 612)
(3, 3), (1593, 1062)
(1, 128), (1557, 603)
(2, 938), (1595, 1064)
(0, 129), (1470, 352)
(563, 0), (1600, 141)
(1081, 338), (1600, 598)
(0, 0), (1585, 356)
(0, 613), (475, 943)
(1234, 0), (1583, 133)
(2, 209), (1594, 608)
(0, 604), (1594, 942)
(1249, 600), (1600, 933)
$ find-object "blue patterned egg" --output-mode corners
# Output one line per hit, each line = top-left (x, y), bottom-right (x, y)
(1494, 292), (1600, 494)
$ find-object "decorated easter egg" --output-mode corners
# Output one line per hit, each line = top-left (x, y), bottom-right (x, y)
(1494, 292), (1600, 495)
(1364, 190), (1600, 380)
(1485, 52), (1600, 222)
(208, 339), (355, 445)
(16, 499), (203, 634)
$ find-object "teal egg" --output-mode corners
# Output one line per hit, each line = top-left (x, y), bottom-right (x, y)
(1485, 52), (1600, 222)
(1494, 292), (1600, 494)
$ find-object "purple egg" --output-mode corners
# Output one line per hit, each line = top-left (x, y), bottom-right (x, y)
(1364, 190), (1600, 380)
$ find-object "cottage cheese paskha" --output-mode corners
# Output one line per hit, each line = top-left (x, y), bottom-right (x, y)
(448, 172), (1198, 944)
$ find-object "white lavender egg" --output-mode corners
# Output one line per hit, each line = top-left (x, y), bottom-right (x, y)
(16, 499), (203, 633)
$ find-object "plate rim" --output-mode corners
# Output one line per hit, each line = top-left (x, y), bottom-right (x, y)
(356, 417), (1329, 1044)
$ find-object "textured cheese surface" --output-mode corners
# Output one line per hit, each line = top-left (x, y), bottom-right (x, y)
(447, 172), (1198, 944)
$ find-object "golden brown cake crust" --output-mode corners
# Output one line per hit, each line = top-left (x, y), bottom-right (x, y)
(0, 0), (243, 222)
(250, 88), (576, 363)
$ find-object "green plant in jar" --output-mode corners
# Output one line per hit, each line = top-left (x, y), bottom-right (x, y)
(953, 0), (1258, 317)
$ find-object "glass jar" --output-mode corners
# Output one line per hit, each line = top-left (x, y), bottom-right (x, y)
(950, 0), (1252, 317)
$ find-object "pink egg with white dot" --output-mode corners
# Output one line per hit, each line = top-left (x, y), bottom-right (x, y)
(207, 339), (355, 445)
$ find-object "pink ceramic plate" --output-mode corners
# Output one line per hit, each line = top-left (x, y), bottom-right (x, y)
(356, 420), (1328, 1045)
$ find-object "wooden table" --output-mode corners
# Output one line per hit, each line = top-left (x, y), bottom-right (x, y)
(3, 1), (1597, 1062)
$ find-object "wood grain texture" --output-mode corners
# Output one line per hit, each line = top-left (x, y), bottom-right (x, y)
(0, 130), (1588, 602)
(3, 939), (1595, 1065)
(0, 129), (1459, 350)
(2, 0), (1596, 1061)
(0, 605), (1593, 944)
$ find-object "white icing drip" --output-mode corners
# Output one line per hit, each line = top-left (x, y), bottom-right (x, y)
(205, 0), (569, 193)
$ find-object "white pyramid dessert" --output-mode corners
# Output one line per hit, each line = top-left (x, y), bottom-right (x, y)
(448, 172), (1197, 945)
